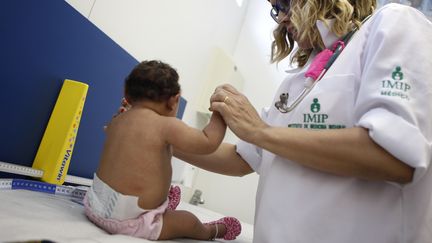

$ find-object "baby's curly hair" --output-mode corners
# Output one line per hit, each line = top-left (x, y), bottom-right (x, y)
(124, 60), (180, 103)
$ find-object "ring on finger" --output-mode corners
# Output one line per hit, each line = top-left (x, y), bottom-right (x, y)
(223, 96), (229, 103)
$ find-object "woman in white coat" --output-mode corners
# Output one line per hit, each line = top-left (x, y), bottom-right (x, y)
(176, 0), (432, 242)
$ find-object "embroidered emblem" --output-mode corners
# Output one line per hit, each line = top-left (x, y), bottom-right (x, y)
(288, 98), (345, 130)
(310, 98), (321, 113)
(381, 66), (410, 100)
(392, 66), (403, 80)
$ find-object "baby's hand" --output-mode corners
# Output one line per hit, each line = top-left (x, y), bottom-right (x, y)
(103, 98), (132, 131)
(119, 97), (132, 113)
(114, 97), (131, 116)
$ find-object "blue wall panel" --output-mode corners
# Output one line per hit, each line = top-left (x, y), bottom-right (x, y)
(0, 1), (185, 179)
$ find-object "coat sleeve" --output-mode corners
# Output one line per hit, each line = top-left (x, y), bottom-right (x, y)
(235, 107), (271, 174)
(354, 4), (432, 184)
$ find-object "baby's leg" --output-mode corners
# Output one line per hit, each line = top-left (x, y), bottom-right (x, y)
(158, 210), (225, 240)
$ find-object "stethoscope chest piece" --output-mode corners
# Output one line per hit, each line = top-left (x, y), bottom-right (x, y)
(275, 93), (289, 113)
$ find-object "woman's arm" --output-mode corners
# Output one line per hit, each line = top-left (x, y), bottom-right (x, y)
(255, 126), (414, 183)
(174, 143), (254, 177)
(210, 84), (414, 183)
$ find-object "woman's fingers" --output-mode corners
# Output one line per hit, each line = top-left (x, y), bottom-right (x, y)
(210, 100), (229, 117)
(209, 84), (240, 108)
(209, 84), (267, 142)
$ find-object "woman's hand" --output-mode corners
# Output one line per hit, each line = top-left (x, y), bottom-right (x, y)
(209, 84), (268, 143)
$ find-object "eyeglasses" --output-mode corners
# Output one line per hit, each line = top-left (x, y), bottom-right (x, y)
(269, 0), (290, 23)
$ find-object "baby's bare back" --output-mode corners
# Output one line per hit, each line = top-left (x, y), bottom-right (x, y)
(97, 109), (172, 210)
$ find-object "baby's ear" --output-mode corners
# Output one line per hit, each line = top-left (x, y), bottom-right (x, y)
(167, 93), (180, 110)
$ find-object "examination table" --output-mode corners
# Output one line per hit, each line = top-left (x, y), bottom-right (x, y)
(0, 189), (253, 243)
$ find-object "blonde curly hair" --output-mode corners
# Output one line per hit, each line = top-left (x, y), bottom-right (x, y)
(271, 0), (376, 67)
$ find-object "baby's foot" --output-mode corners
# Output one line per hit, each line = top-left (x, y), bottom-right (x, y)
(167, 185), (181, 210)
(205, 217), (242, 240)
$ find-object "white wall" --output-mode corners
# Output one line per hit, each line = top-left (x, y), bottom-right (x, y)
(67, 0), (247, 107)
(65, 0), (289, 225)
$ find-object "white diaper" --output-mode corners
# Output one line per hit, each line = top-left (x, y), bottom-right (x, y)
(86, 173), (148, 220)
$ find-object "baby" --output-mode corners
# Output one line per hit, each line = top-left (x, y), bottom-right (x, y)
(84, 60), (241, 241)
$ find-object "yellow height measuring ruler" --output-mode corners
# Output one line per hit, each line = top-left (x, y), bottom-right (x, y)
(33, 79), (88, 185)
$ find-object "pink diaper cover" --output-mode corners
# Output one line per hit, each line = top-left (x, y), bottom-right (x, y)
(83, 174), (169, 240)
(84, 196), (168, 240)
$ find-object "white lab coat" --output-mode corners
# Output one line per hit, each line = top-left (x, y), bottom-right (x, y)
(237, 4), (432, 243)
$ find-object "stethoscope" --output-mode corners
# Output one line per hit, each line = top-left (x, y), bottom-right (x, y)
(275, 21), (367, 113)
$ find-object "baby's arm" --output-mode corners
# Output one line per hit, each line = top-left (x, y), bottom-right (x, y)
(164, 112), (226, 154)
(202, 112), (226, 148)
